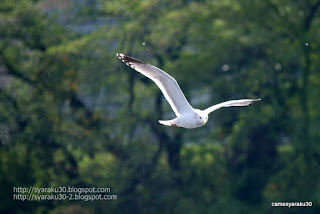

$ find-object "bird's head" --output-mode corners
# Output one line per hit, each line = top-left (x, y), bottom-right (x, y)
(194, 109), (209, 126)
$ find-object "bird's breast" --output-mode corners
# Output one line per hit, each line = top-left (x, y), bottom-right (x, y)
(176, 113), (204, 129)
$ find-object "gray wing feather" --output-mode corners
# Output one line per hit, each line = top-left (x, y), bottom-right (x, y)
(204, 98), (261, 115)
(117, 53), (193, 116)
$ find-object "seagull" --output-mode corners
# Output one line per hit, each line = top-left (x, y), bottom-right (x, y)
(117, 53), (260, 129)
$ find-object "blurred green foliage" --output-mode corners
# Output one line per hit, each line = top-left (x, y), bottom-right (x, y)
(1, 0), (320, 213)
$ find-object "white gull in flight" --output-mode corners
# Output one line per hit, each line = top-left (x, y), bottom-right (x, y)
(117, 53), (260, 129)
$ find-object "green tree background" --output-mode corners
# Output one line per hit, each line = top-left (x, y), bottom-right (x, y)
(1, 0), (320, 213)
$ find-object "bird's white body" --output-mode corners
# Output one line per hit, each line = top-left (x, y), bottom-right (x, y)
(117, 53), (260, 129)
(159, 109), (208, 129)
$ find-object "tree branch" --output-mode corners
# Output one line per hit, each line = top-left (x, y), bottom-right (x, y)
(0, 55), (35, 85)
(305, 0), (320, 31)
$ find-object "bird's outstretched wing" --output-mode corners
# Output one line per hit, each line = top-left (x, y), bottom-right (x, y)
(203, 98), (261, 115)
(117, 53), (193, 116)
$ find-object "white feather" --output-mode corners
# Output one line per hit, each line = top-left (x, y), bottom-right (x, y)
(117, 53), (194, 116)
(204, 99), (261, 114)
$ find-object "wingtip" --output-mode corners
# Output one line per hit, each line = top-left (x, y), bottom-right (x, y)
(116, 53), (124, 57)
(249, 98), (261, 105)
(250, 98), (261, 103)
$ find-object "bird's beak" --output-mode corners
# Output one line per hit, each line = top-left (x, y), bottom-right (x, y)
(202, 120), (206, 125)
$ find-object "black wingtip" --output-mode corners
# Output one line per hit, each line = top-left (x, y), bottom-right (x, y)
(116, 53), (124, 58)
(116, 53), (145, 66)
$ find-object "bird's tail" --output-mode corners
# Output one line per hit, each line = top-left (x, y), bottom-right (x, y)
(159, 119), (178, 127)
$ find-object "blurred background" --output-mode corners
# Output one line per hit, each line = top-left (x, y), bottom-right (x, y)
(1, 0), (320, 213)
